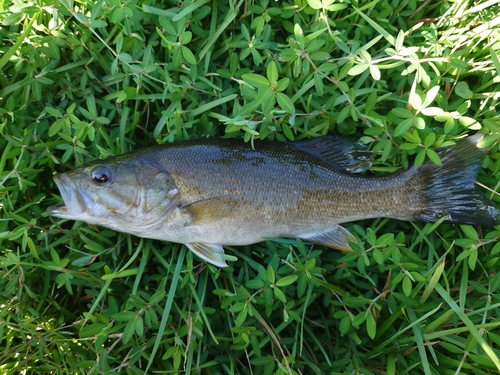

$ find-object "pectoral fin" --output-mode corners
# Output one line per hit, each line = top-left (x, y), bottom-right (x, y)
(300, 225), (356, 251)
(185, 243), (229, 267)
(180, 197), (238, 225)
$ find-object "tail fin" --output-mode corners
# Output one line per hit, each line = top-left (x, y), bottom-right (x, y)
(414, 134), (499, 226)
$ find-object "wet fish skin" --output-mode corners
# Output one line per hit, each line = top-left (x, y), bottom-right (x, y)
(47, 135), (500, 267)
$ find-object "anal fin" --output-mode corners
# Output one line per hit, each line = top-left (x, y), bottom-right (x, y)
(185, 243), (229, 267)
(300, 225), (356, 251)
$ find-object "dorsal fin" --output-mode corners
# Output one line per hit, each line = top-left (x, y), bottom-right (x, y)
(290, 136), (373, 173)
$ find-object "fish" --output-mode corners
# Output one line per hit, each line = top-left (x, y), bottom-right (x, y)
(47, 134), (500, 267)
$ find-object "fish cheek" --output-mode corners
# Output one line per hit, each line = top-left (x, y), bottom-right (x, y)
(97, 187), (136, 217)
(139, 171), (179, 214)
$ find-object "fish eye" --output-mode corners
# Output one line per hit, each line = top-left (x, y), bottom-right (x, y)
(91, 166), (112, 185)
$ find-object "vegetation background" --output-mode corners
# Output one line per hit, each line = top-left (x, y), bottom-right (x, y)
(1, 0), (500, 373)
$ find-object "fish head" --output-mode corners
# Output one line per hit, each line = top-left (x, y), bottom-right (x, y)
(47, 159), (179, 231)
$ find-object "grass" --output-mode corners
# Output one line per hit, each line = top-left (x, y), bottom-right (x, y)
(1, 0), (500, 374)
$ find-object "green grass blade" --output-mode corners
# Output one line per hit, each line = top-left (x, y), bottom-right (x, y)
(0, 15), (37, 71)
(198, 0), (244, 61)
(368, 304), (442, 356)
(172, 0), (211, 21)
(145, 246), (186, 374)
(353, 6), (395, 46)
(189, 94), (238, 117)
(435, 284), (500, 372)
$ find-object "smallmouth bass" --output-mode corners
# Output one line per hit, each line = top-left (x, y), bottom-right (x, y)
(47, 135), (500, 267)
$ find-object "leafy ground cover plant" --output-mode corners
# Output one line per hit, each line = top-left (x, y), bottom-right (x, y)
(1, 0), (500, 373)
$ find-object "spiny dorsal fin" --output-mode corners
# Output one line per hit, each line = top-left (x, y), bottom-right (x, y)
(300, 225), (356, 251)
(290, 136), (373, 173)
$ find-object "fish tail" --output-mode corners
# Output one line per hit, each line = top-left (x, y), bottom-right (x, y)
(413, 134), (499, 226)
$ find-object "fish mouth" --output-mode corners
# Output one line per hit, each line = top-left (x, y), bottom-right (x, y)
(47, 173), (95, 219)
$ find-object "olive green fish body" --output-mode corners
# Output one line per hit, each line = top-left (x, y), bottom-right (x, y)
(47, 135), (500, 267)
(140, 140), (411, 241)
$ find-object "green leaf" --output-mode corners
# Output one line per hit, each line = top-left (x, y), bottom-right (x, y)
(426, 149), (441, 165)
(455, 82), (473, 99)
(135, 316), (144, 335)
(395, 29), (405, 51)
(399, 143), (418, 150)
(392, 108), (413, 119)
(266, 61), (278, 83)
(409, 92), (422, 111)
(403, 132), (419, 147)
(424, 133), (435, 147)
(421, 107), (444, 116)
(276, 77), (290, 91)
(276, 93), (295, 114)
(49, 119), (65, 137)
(422, 85), (440, 108)
(294, 23), (305, 47)
(490, 48), (500, 76)
(460, 225), (478, 240)
(402, 276), (412, 297)
(458, 116), (480, 129)
(267, 266), (275, 284)
(242, 73), (270, 88)
(91, 20), (107, 28)
(113, 311), (136, 321)
(149, 290), (166, 305)
(469, 280), (488, 294)
(241, 23), (250, 40)
(118, 53), (132, 63)
(50, 247), (61, 265)
(414, 149), (426, 167)
(282, 123), (294, 141)
(348, 64), (369, 76)
(80, 323), (106, 338)
(327, 4), (347, 11)
(179, 31), (192, 45)
(434, 112), (453, 122)
(313, 73), (323, 95)
(358, 49), (371, 63)
(307, 0), (323, 9)
(366, 312), (376, 339)
(393, 118), (413, 136)
(449, 57), (469, 69)
(310, 51), (331, 61)
(122, 319), (136, 344)
(414, 117), (426, 129)
(181, 46), (197, 64)
(369, 65), (381, 80)
(246, 279), (265, 289)
(339, 315), (351, 334)
(275, 275), (298, 287)
(273, 286), (287, 303)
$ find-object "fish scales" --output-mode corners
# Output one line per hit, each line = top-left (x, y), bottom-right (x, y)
(143, 140), (412, 227)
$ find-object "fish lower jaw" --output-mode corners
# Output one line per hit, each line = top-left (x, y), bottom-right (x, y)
(47, 204), (72, 218)
(47, 205), (99, 223)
